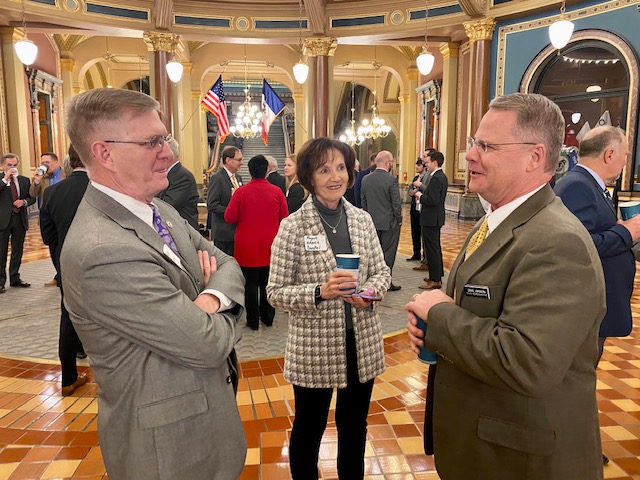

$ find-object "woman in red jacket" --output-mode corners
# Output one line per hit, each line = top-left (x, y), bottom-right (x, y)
(225, 155), (288, 330)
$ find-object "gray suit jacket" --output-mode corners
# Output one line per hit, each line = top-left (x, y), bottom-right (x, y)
(207, 168), (243, 242)
(61, 185), (247, 480)
(360, 169), (402, 231)
(427, 185), (605, 479)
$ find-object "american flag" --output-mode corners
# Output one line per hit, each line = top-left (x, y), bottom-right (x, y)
(202, 75), (230, 141)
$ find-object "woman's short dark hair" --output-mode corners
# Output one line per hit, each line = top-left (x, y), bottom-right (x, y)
(248, 154), (268, 179)
(296, 138), (356, 195)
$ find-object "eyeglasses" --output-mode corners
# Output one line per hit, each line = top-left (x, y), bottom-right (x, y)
(468, 137), (537, 153)
(104, 134), (172, 150)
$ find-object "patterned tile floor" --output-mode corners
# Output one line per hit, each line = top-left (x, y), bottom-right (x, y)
(0, 209), (637, 479)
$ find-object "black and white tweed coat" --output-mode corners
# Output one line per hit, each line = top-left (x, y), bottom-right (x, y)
(267, 197), (391, 388)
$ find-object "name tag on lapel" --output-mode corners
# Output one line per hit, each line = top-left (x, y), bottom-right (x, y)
(304, 235), (328, 251)
(163, 244), (183, 269)
(463, 284), (490, 300)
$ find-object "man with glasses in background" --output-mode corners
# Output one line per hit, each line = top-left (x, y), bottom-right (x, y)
(406, 93), (606, 480)
(207, 146), (243, 255)
(61, 88), (247, 480)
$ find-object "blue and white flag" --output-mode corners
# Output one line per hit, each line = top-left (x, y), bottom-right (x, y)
(261, 79), (286, 146)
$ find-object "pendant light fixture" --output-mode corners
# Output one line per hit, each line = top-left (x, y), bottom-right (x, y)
(14, 0), (38, 66)
(339, 66), (364, 146)
(416, 0), (435, 76)
(165, 33), (183, 83)
(292, 0), (309, 84)
(548, 0), (574, 49)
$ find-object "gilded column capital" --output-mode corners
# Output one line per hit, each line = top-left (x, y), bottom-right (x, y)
(292, 92), (304, 102)
(144, 31), (178, 53)
(439, 42), (460, 60)
(406, 67), (418, 82)
(398, 94), (410, 104)
(303, 37), (338, 57)
(463, 18), (496, 42)
(60, 58), (75, 72)
(182, 62), (193, 75)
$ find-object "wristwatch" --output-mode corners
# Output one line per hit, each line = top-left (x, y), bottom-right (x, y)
(314, 284), (323, 306)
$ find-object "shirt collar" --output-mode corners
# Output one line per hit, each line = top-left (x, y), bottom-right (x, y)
(91, 181), (155, 228)
(485, 184), (546, 236)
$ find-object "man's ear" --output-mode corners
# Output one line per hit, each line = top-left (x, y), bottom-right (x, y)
(526, 143), (547, 172)
(90, 141), (116, 172)
(602, 147), (615, 165)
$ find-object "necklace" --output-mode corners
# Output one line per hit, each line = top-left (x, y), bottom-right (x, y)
(318, 208), (343, 234)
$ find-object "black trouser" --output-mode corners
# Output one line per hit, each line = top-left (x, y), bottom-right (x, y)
(0, 214), (26, 286)
(213, 239), (234, 256)
(241, 266), (275, 329)
(50, 244), (60, 285)
(289, 329), (375, 480)
(410, 211), (422, 258)
(422, 225), (443, 281)
(59, 283), (84, 387)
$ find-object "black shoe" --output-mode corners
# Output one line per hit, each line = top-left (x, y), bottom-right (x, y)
(76, 351), (87, 359)
(246, 323), (259, 331)
(406, 256), (420, 261)
(603, 454), (609, 465)
(388, 284), (402, 291)
(10, 280), (30, 288)
(0, 286), (5, 294)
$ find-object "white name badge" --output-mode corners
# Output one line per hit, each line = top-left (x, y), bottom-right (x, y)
(304, 235), (328, 251)
(163, 244), (183, 269)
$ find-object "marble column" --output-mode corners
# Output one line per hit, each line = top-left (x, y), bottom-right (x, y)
(438, 43), (460, 182)
(398, 67), (419, 184)
(144, 31), (176, 132)
(292, 92), (308, 152)
(193, 89), (209, 175)
(0, 27), (33, 172)
(304, 36), (337, 138)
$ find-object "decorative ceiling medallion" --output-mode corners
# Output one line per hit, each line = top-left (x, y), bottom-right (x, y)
(236, 17), (250, 31)
(390, 10), (404, 25)
(63, 0), (80, 13)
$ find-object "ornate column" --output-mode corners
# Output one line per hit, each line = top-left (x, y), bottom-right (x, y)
(144, 31), (175, 132)
(438, 42), (460, 182)
(174, 62), (197, 175)
(304, 36), (337, 138)
(0, 27), (33, 172)
(60, 55), (75, 110)
(398, 67), (419, 185)
(193, 89), (208, 176)
(292, 92), (307, 152)
(463, 19), (496, 135)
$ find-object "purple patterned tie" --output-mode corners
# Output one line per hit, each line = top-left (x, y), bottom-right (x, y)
(149, 204), (178, 254)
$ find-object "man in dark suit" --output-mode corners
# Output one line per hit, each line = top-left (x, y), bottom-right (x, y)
(406, 93), (606, 479)
(40, 145), (89, 396)
(555, 126), (638, 465)
(157, 137), (200, 230)
(62, 87), (247, 479)
(415, 151), (448, 290)
(0, 154), (36, 293)
(265, 155), (286, 194)
(207, 146), (243, 255)
(353, 153), (376, 208)
(361, 151), (402, 291)
(407, 157), (426, 261)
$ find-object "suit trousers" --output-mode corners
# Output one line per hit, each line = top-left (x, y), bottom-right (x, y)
(240, 266), (275, 329)
(422, 225), (443, 281)
(289, 329), (375, 480)
(377, 226), (400, 275)
(59, 283), (84, 387)
(0, 214), (26, 286)
(214, 239), (234, 256)
(409, 211), (422, 258)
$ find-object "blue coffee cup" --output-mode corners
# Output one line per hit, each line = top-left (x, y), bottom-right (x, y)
(415, 315), (438, 364)
(336, 254), (359, 294)
(620, 201), (640, 220)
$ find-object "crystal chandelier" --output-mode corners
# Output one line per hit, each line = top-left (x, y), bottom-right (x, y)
(357, 60), (391, 141)
(229, 85), (263, 139)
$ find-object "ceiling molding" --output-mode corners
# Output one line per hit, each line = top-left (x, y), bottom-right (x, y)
(305, 0), (327, 35)
(457, 0), (486, 17)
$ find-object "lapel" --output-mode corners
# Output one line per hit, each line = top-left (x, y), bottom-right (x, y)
(84, 186), (200, 289)
(447, 185), (556, 300)
(573, 166), (616, 217)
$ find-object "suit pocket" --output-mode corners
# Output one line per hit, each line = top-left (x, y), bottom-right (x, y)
(138, 390), (208, 429)
(477, 415), (555, 456)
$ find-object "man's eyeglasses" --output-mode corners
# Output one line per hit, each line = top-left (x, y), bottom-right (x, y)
(104, 134), (172, 150)
(468, 137), (537, 153)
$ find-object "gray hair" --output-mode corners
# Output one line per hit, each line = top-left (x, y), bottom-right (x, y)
(65, 88), (161, 164)
(265, 155), (278, 170)
(489, 93), (564, 173)
(0, 153), (18, 165)
(579, 126), (626, 159)
(167, 136), (179, 159)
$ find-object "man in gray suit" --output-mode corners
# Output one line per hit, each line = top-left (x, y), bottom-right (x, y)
(207, 146), (243, 255)
(407, 93), (605, 479)
(361, 151), (402, 291)
(61, 88), (247, 480)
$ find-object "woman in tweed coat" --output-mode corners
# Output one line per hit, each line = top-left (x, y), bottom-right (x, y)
(267, 137), (391, 479)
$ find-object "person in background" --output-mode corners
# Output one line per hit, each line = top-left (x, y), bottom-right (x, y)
(156, 137), (200, 231)
(0, 154), (35, 293)
(207, 146), (243, 255)
(344, 160), (360, 205)
(407, 157), (426, 261)
(555, 125), (638, 466)
(39, 144), (89, 396)
(62, 87), (247, 480)
(225, 154), (288, 330)
(266, 155), (287, 194)
(283, 153), (308, 214)
(406, 93), (606, 480)
(268, 137), (390, 479)
(353, 152), (376, 208)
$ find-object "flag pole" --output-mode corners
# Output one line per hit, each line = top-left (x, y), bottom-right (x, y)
(181, 104), (202, 132)
(284, 106), (307, 134)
